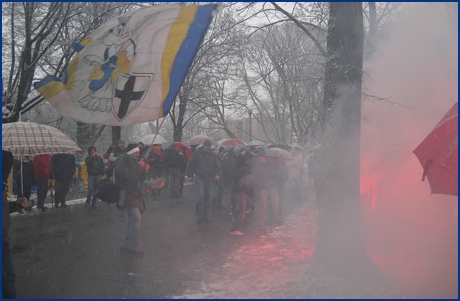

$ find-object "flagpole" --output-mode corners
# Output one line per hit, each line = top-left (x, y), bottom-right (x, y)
(143, 117), (167, 159)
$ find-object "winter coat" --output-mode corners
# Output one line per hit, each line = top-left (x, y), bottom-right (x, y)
(52, 154), (76, 180)
(216, 154), (230, 183)
(33, 154), (52, 179)
(109, 146), (127, 163)
(13, 160), (35, 187)
(186, 148), (221, 180)
(85, 155), (105, 176)
(115, 154), (147, 208)
(164, 148), (183, 169)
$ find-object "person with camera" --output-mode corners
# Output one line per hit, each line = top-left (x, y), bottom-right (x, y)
(84, 146), (105, 207)
(115, 143), (152, 255)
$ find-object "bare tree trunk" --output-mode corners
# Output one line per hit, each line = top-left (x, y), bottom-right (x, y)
(111, 126), (121, 146)
(315, 2), (369, 267)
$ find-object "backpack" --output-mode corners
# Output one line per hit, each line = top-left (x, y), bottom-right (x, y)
(95, 178), (120, 207)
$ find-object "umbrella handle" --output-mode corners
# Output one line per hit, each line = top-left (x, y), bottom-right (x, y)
(421, 160), (432, 182)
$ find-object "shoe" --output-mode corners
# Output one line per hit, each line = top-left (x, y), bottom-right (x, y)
(54, 204), (59, 208)
(230, 230), (244, 236)
(61, 204), (68, 208)
(38, 206), (47, 212)
(92, 204), (98, 207)
(85, 204), (90, 207)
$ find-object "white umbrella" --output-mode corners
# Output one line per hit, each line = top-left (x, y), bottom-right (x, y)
(138, 134), (167, 145)
(247, 140), (266, 147)
(265, 147), (293, 160)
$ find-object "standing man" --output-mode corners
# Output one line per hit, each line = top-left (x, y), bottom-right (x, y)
(109, 139), (127, 166)
(33, 154), (52, 212)
(186, 139), (221, 224)
(52, 153), (76, 208)
(3, 150), (16, 299)
(212, 147), (229, 209)
(165, 143), (182, 198)
(251, 148), (281, 232)
(178, 147), (189, 197)
(85, 146), (105, 207)
(115, 143), (151, 254)
(285, 146), (304, 202)
(13, 155), (35, 211)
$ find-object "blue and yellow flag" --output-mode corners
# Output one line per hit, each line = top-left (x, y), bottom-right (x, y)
(34, 4), (216, 126)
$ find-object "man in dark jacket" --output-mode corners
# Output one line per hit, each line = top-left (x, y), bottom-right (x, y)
(178, 147), (189, 196)
(186, 139), (221, 224)
(13, 155), (35, 211)
(115, 143), (152, 254)
(52, 153), (76, 208)
(251, 148), (282, 231)
(3, 151), (16, 298)
(212, 147), (229, 209)
(165, 143), (183, 198)
(85, 146), (105, 207)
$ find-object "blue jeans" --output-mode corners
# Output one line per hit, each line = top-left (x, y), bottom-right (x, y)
(122, 206), (142, 249)
(2, 241), (16, 299)
(195, 176), (214, 220)
(86, 175), (101, 205)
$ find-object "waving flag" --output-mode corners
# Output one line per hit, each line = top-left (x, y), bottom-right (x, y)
(34, 4), (216, 126)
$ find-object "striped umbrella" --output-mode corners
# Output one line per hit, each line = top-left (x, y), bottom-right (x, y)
(2, 122), (81, 156)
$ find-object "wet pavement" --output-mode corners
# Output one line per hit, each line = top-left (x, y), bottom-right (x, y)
(8, 181), (458, 298)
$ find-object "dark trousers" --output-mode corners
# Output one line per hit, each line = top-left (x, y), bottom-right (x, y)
(35, 177), (48, 208)
(168, 167), (181, 197)
(2, 241), (16, 299)
(17, 185), (32, 202)
(54, 178), (71, 206)
(231, 192), (249, 232)
(213, 178), (226, 206)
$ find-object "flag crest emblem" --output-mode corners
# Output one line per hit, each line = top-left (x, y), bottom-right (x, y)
(34, 4), (216, 125)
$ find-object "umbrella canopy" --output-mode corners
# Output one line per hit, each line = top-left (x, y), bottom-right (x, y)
(265, 147), (293, 160)
(173, 142), (192, 160)
(2, 122), (81, 156)
(138, 134), (167, 146)
(247, 140), (266, 147)
(413, 102), (458, 196)
(266, 143), (292, 151)
(217, 139), (246, 148)
(185, 135), (217, 146)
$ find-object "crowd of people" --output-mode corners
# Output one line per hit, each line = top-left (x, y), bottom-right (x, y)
(4, 138), (320, 262)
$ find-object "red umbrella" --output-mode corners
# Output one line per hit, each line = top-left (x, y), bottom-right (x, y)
(173, 142), (192, 160)
(217, 139), (246, 148)
(413, 102), (458, 196)
(185, 135), (217, 146)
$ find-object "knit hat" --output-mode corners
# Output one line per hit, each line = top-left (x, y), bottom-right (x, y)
(233, 146), (242, 153)
(218, 146), (225, 153)
(126, 143), (139, 155)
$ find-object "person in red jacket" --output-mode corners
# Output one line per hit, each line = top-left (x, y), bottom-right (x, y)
(33, 154), (52, 212)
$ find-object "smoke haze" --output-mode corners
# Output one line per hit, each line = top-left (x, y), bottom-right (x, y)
(361, 3), (458, 298)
